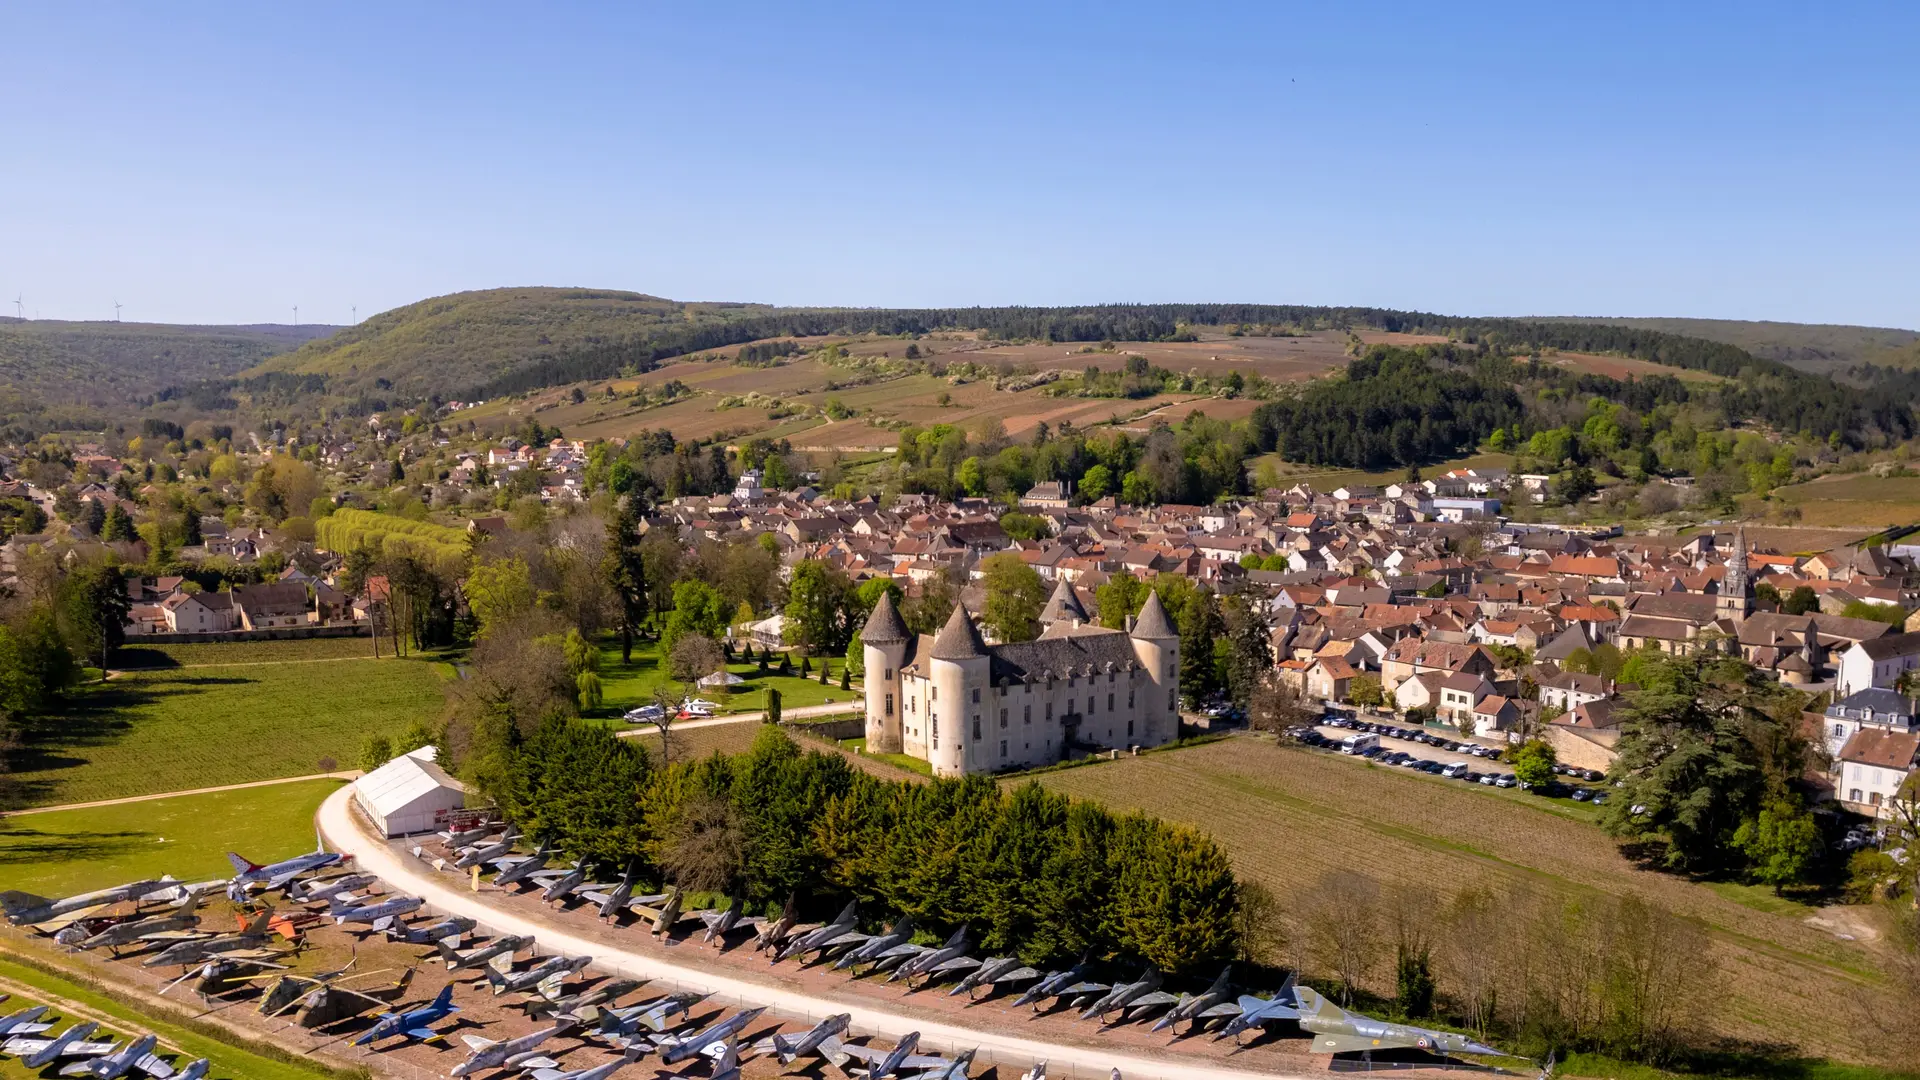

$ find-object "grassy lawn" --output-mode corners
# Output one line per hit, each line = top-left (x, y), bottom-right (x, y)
(839, 736), (933, 777)
(1769, 473), (1920, 529)
(113, 635), (381, 667)
(7, 653), (446, 808)
(593, 639), (861, 717)
(0, 953), (338, 1080)
(0, 778), (345, 896)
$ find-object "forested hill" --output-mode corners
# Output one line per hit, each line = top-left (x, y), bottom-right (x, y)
(0, 318), (338, 433)
(1543, 316), (1920, 378)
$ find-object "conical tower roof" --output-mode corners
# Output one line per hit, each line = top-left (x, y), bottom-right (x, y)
(1130, 589), (1178, 640)
(1039, 578), (1090, 626)
(860, 589), (910, 645)
(929, 602), (988, 660)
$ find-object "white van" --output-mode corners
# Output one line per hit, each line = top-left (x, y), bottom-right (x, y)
(1341, 733), (1380, 754)
(1441, 761), (1471, 779)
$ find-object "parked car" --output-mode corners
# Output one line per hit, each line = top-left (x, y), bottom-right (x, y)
(1571, 788), (1592, 802)
(1479, 774), (1497, 785)
(1590, 792), (1609, 805)
(1493, 774), (1516, 788)
(1442, 761), (1471, 779)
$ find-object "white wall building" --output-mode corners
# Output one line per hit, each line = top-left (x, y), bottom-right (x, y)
(353, 746), (466, 838)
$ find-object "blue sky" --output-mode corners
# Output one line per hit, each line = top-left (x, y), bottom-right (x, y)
(3, 3), (1916, 327)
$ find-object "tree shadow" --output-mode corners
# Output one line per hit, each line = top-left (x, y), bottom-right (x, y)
(0, 825), (150, 866)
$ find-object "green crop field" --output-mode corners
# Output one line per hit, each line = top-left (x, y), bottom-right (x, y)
(8, 648), (446, 808)
(113, 636), (380, 667)
(0, 779), (343, 896)
(593, 640), (862, 717)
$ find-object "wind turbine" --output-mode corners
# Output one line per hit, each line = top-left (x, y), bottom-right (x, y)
(12, 294), (21, 320)
(292, 304), (299, 326)
(113, 300), (123, 322)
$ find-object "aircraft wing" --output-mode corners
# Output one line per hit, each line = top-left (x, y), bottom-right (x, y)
(822, 931), (871, 947)
(406, 1027), (446, 1041)
(137, 930), (207, 942)
(900, 1055), (954, 1069)
(29, 904), (109, 933)
(489, 953), (518, 975)
(1057, 981), (1107, 996)
(516, 1057), (562, 1071)
(1199, 1003), (1242, 1017)
(136, 1053), (176, 1077)
(459, 1034), (495, 1051)
(931, 956), (983, 973)
(529, 1070), (568, 1080)
(834, 1043), (886, 1064)
(4, 1036), (116, 1055)
(1312, 1032), (1407, 1054)
(993, 966), (1040, 982)
(577, 890), (619, 906)
(1127, 991), (1179, 1008)
(902, 1068), (967, 1080)
(875, 944), (925, 959)
(698, 910), (727, 928)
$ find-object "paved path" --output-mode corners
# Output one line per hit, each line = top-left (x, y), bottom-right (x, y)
(612, 701), (859, 738)
(4, 772), (358, 817)
(315, 786), (1310, 1080)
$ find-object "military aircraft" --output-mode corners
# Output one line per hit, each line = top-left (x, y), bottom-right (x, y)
(1, 878), (178, 928)
(831, 1031), (960, 1080)
(577, 865), (640, 922)
(1290, 985), (1510, 1059)
(62, 890), (207, 955)
(387, 915), (475, 946)
(593, 993), (710, 1046)
(832, 916), (914, 972)
(535, 863), (606, 905)
(655, 1006), (766, 1065)
(484, 953), (593, 997)
(1019, 1061), (1046, 1080)
(753, 895), (801, 954)
(773, 900), (860, 964)
(1011, 958), (1106, 1012)
(526, 1045), (647, 1080)
(450, 1019), (577, 1076)
(287, 873), (378, 905)
(174, 1061), (210, 1080)
(439, 822), (497, 847)
(0, 1004), (53, 1038)
(888, 925), (975, 986)
(8, 1022), (111, 1070)
(698, 896), (768, 945)
(525, 977), (642, 1020)
(1079, 969), (1176, 1023)
(453, 831), (521, 870)
(226, 836), (346, 898)
(1150, 966), (1238, 1035)
(328, 893), (423, 933)
(707, 1034), (744, 1080)
(55, 1032), (171, 1078)
(1210, 974), (1299, 1043)
(141, 906), (281, 968)
(629, 887), (693, 936)
(437, 933), (533, 973)
(491, 841), (557, 888)
(354, 984), (460, 1046)
(905, 1049), (976, 1080)
(751, 1012), (850, 1065)
(947, 957), (1040, 999)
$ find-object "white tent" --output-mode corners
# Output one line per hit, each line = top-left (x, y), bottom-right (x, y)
(352, 746), (466, 838)
(697, 670), (746, 688)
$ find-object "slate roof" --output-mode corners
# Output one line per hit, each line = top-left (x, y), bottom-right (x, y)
(1131, 590), (1177, 639)
(929, 603), (989, 660)
(860, 590), (910, 645)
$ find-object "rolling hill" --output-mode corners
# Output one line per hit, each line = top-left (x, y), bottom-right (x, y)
(1550, 316), (1920, 376)
(0, 317), (339, 409)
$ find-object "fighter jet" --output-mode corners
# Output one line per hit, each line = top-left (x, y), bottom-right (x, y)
(629, 887), (694, 936)
(328, 893), (423, 933)
(832, 916), (914, 972)
(1290, 985), (1510, 1059)
(287, 873), (378, 905)
(484, 953), (593, 997)
(226, 836), (345, 898)
(832, 1031), (958, 1080)
(526, 1045), (647, 1080)
(753, 895), (801, 954)
(63, 889), (208, 955)
(947, 957), (1040, 999)
(698, 896), (768, 945)
(0, 1004), (53, 1038)
(142, 906), (280, 968)
(1019, 1061), (1046, 1080)
(173, 1061), (209, 1080)
(1079, 968), (1176, 1023)
(491, 841), (557, 888)
(773, 900), (861, 964)
(440, 822), (497, 847)
(1010, 958), (1106, 1012)
(437, 933), (533, 973)
(905, 1049), (976, 1080)
(1, 878), (178, 928)
(1211, 974), (1299, 1043)
(450, 1019), (577, 1076)
(526, 977), (642, 1020)
(577, 864), (641, 922)
(655, 1006), (766, 1065)
(9, 1022), (114, 1070)
(594, 993), (710, 1046)
(708, 1034), (744, 1080)
(387, 915), (475, 946)
(354, 984), (460, 1046)
(534, 863), (601, 905)
(453, 831), (521, 870)
(56, 1032), (171, 1078)
(1150, 966), (1239, 1035)
(888, 925), (975, 986)
(751, 1012), (850, 1065)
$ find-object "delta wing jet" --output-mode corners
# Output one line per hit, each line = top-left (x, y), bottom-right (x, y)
(1290, 985), (1511, 1059)
(1079, 968), (1176, 1023)
(1150, 966), (1239, 1035)
(751, 1012), (850, 1065)
(773, 900), (862, 964)
(1011, 958), (1107, 1012)
(655, 1006), (766, 1065)
(484, 953), (592, 997)
(948, 957), (1040, 999)
(353, 985), (460, 1046)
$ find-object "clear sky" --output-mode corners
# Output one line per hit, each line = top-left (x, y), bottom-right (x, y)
(3, 2), (1916, 328)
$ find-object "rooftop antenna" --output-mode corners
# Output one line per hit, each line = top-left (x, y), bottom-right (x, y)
(113, 300), (123, 322)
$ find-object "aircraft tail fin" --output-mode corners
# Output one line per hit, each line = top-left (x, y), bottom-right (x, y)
(945, 924), (968, 947)
(834, 899), (858, 924)
(434, 939), (461, 964)
(432, 983), (455, 1010)
(242, 904), (275, 934)
(1291, 984), (1345, 1022)
(483, 967), (508, 994)
(227, 853), (263, 875)
(0, 890), (50, 914)
(313, 828), (327, 855)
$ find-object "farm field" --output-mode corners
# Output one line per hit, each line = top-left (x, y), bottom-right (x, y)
(1769, 473), (1920, 529)
(0, 778), (343, 896)
(8, 647), (447, 808)
(1629, 524), (1875, 556)
(1245, 450), (1518, 493)
(1546, 350), (1728, 383)
(1035, 736), (1893, 1064)
(593, 639), (861, 718)
(113, 635), (378, 667)
(622, 717), (765, 761)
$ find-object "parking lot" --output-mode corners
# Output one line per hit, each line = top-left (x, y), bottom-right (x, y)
(1299, 712), (1614, 803)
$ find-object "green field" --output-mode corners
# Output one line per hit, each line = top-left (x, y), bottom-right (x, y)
(0, 779), (344, 896)
(594, 639), (862, 717)
(113, 635), (381, 666)
(9, 644), (447, 808)
(1246, 450), (1517, 492)
(1770, 473), (1920, 528)
(0, 954), (337, 1080)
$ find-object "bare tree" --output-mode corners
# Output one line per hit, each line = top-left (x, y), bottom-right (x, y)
(1249, 676), (1316, 736)
(668, 633), (725, 694)
(661, 792), (747, 894)
(1439, 884), (1503, 1037)
(1304, 869), (1380, 1005)
(1233, 879), (1285, 967)
(1598, 894), (1717, 1062)
(649, 686), (681, 765)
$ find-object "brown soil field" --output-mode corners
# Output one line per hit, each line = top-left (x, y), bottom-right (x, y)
(1034, 737), (1899, 1065)
(1625, 525), (1873, 556)
(1545, 351), (1726, 383)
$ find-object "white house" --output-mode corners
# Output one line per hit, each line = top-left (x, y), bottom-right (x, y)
(1836, 729), (1919, 819)
(1538, 671), (1613, 713)
(352, 746), (466, 838)
(1835, 631), (1920, 698)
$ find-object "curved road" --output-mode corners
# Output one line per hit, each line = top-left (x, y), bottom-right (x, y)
(316, 786), (1311, 1080)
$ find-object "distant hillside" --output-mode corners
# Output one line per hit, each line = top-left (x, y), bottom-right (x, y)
(1548, 316), (1920, 376)
(247, 288), (779, 398)
(0, 317), (338, 410)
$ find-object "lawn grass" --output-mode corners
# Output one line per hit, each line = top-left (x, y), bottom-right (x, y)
(0, 779), (345, 896)
(1769, 473), (1920, 529)
(7, 656), (446, 808)
(839, 737), (933, 777)
(592, 639), (862, 717)
(0, 953), (341, 1080)
(112, 636), (382, 667)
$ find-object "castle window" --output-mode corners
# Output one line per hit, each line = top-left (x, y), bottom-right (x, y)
(885, 694), (893, 716)
(972, 688), (980, 704)
(931, 686), (937, 700)
(1128, 689), (1135, 708)
(1045, 703), (1053, 720)
(1024, 705), (1031, 723)
(885, 668), (893, 680)
(1088, 696), (1095, 714)
(1000, 709), (1007, 728)
(973, 716), (981, 739)
(1000, 739), (1008, 758)
(1108, 693), (1115, 711)
(1108, 671), (1115, 683)
(1128, 719), (1135, 737)
(1168, 689), (1176, 710)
